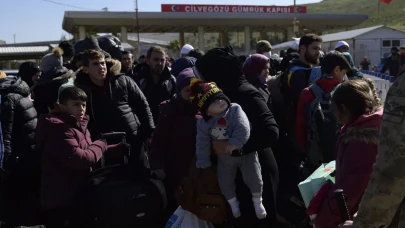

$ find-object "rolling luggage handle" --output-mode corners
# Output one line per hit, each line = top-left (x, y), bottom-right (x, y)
(100, 132), (129, 167)
(334, 189), (351, 223)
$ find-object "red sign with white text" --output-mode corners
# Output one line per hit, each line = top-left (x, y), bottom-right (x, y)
(161, 4), (307, 14)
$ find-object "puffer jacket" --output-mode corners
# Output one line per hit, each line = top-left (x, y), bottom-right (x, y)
(32, 66), (74, 116)
(74, 59), (155, 156)
(0, 76), (37, 171)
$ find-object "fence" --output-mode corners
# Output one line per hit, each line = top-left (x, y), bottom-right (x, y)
(360, 70), (394, 103)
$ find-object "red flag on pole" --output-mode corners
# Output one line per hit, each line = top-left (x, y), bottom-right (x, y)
(379, 0), (392, 4)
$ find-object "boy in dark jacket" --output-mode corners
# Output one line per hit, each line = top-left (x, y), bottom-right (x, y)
(296, 51), (351, 154)
(75, 50), (154, 169)
(36, 86), (108, 228)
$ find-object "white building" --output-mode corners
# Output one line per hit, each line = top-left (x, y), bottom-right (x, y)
(272, 25), (405, 66)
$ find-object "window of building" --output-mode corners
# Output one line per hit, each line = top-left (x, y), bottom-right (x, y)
(382, 40), (401, 47)
(382, 40), (391, 47)
(392, 40), (401, 47)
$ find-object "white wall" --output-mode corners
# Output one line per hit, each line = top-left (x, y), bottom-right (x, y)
(354, 27), (405, 66)
(352, 39), (381, 67)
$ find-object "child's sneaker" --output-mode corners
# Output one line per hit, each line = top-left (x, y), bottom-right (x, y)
(227, 198), (241, 218)
(253, 197), (267, 219)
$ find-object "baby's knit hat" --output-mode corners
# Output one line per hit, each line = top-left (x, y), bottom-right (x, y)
(189, 78), (230, 119)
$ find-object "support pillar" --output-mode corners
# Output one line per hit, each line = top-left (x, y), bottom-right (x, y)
(259, 31), (266, 40)
(198, 26), (204, 51)
(286, 26), (294, 41)
(120, 26), (128, 42)
(79, 26), (86, 40)
(6, 61), (11, 69)
(220, 31), (227, 46)
(244, 26), (251, 55)
(179, 31), (185, 47)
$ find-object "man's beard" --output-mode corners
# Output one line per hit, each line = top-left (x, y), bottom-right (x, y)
(152, 66), (164, 75)
(305, 51), (319, 65)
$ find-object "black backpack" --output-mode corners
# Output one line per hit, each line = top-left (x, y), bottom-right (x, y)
(78, 133), (167, 228)
(306, 84), (339, 170)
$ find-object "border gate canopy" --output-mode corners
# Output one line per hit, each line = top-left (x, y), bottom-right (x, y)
(62, 9), (368, 34)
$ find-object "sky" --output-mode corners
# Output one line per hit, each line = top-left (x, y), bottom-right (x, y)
(0, 0), (320, 43)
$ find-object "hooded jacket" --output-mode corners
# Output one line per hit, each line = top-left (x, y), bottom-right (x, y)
(136, 64), (176, 123)
(352, 73), (405, 228)
(149, 95), (201, 193)
(37, 112), (107, 209)
(32, 66), (74, 116)
(0, 76), (37, 171)
(74, 59), (155, 151)
(314, 107), (383, 228)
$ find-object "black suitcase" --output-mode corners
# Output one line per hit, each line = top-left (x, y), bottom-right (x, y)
(79, 132), (167, 228)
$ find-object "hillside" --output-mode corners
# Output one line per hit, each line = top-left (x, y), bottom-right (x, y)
(306, 0), (405, 30)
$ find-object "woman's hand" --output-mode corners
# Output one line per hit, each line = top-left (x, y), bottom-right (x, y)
(211, 140), (228, 154)
(338, 220), (353, 227)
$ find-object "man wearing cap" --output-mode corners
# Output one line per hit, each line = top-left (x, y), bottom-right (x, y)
(335, 41), (363, 79)
(256, 40), (280, 76)
(170, 44), (197, 77)
(381, 46), (401, 78)
(58, 41), (75, 70)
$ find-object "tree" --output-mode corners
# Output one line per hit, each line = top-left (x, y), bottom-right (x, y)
(168, 40), (181, 53)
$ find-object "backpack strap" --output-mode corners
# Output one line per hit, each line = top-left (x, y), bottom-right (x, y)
(287, 66), (312, 87)
(309, 83), (325, 98)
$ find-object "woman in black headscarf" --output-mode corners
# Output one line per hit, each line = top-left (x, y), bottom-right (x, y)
(18, 61), (41, 88)
(194, 46), (279, 227)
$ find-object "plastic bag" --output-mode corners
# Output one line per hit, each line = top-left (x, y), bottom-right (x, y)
(298, 161), (336, 208)
(165, 206), (214, 228)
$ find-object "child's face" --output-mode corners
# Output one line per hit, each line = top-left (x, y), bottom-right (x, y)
(207, 99), (228, 116)
(84, 58), (107, 83)
(333, 66), (348, 81)
(60, 99), (86, 122)
(180, 86), (191, 101)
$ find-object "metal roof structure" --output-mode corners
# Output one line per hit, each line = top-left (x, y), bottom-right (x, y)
(128, 35), (170, 46)
(62, 11), (368, 34)
(321, 25), (384, 42)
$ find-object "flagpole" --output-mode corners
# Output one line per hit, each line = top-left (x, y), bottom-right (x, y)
(377, 0), (381, 23)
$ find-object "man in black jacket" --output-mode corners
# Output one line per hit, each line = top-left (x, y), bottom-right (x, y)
(0, 73), (40, 227)
(75, 50), (155, 167)
(120, 50), (137, 81)
(136, 46), (176, 123)
(381, 46), (402, 77)
(283, 34), (322, 119)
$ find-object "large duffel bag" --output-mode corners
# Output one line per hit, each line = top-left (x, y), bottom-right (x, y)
(79, 132), (167, 228)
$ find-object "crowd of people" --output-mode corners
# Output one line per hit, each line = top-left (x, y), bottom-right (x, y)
(0, 33), (404, 228)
